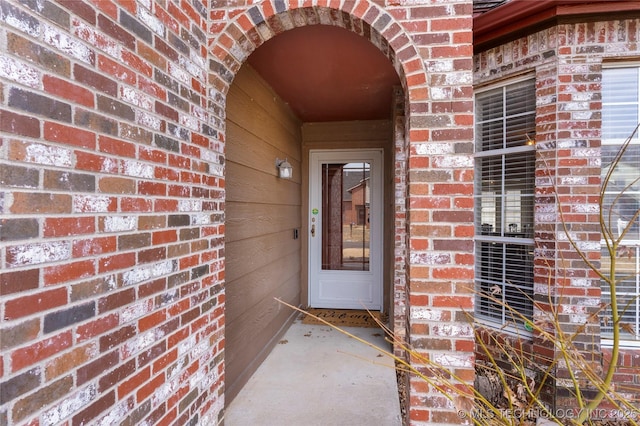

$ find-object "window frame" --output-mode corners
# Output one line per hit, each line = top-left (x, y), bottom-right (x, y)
(474, 75), (537, 335)
(601, 63), (640, 348)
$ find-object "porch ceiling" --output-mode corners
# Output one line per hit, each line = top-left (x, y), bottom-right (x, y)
(247, 25), (401, 123)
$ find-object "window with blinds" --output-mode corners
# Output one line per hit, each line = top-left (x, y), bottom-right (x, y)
(475, 78), (536, 331)
(601, 66), (640, 345)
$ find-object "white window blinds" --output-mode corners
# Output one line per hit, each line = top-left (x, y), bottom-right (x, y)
(601, 66), (640, 344)
(475, 79), (536, 330)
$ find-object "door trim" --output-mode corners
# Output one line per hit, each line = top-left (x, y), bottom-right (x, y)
(308, 149), (383, 310)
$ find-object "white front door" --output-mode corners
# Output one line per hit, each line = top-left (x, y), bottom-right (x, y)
(308, 149), (383, 310)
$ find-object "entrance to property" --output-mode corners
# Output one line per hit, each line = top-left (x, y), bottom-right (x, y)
(308, 149), (383, 310)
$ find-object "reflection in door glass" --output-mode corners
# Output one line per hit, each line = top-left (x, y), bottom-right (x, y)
(321, 162), (370, 271)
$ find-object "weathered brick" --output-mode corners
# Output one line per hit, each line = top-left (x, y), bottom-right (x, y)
(98, 358), (136, 392)
(4, 287), (68, 320)
(74, 108), (118, 135)
(120, 10), (152, 44)
(73, 64), (118, 96)
(72, 390), (115, 426)
(44, 170), (96, 192)
(98, 288), (135, 314)
(12, 376), (74, 422)
(9, 87), (72, 122)
(77, 351), (118, 386)
(0, 218), (39, 241)
(7, 33), (71, 77)
(45, 343), (95, 380)
(0, 109), (40, 138)
(44, 217), (95, 237)
(10, 192), (72, 214)
(118, 233), (151, 250)
(0, 268), (39, 296)
(0, 368), (40, 404)
(0, 318), (41, 353)
(120, 399), (152, 426)
(154, 134), (180, 152)
(11, 332), (73, 372)
(97, 94), (135, 121)
(168, 215), (190, 227)
(99, 325), (137, 353)
(98, 13), (136, 49)
(44, 260), (95, 285)
(43, 302), (96, 334)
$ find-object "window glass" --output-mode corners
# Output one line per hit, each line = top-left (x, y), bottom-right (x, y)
(475, 78), (536, 330)
(601, 66), (640, 343)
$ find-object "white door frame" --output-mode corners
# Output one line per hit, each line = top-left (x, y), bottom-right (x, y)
(308, 149), (383, 310)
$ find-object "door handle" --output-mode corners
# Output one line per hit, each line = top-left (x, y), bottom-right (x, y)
(311, 224), (315, 237)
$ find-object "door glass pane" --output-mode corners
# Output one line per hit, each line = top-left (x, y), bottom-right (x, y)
(321, 162), (370, 271)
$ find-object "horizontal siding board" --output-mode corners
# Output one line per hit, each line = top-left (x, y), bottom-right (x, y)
(225, 63), (302, 404)
(226, 203), (301, 242)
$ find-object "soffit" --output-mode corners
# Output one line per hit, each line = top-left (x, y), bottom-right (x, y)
(247, 25), (401, 123)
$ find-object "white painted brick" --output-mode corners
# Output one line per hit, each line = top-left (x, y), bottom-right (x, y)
(96, 398), (132, 426)
(42, 385), (97, 426)
(179, 199), (202, 212)
(169, 62), (190, 85)
(121, 328), (164, 358)
(430, 87), (452, 100)
(123, 160), (154, 179)
(559, 176), (587, 185)
(120, 299), (154, 324)
(74, 195), (111, 213)
(433, 324), (474, 337)
(138, 8), (165, 36)
(4, 6), (40, 36)
(74, 20), (120, 58)
(210, 163), (224, 177)
(25, 143), (72, 167)
(178, 335), (197, 357)
(192, 213), (210, 225)
(0, 56), (40, 88)
(573, 203), (598, 213)
(415, 143), (453, 155)
(103, 216), (137, 232)
(180, 113), (199, 131)
(433, 353), (473, 368)
(43, 24), (93, 64)
(193, 105), (208, 122)
(433, 155), (474, 168)
(410, 252), (450, 265)
(136, 110), (162, 131)
(445, 71), (472, 85)
(121, 87), (153, 110)
(153, 378), (178, 406)
(410, 307), (443, 321)
(9, 241), (70, 266)
(122, 260), (174, 286)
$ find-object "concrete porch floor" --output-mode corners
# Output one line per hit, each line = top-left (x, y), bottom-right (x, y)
(224, 318), (403, 425)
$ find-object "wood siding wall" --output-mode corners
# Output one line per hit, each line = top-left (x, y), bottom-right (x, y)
(225, 65), (302, 403)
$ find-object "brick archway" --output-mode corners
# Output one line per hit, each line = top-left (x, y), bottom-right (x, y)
(209, 1), (476, 423)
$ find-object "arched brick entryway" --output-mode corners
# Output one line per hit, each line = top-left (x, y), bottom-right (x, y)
(209, 1), (476, 423)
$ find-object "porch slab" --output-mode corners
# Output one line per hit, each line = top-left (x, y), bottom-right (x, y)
(224, 319), (402, 425)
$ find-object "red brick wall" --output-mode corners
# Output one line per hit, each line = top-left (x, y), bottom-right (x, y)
(1, 0), (475, 425)
(1, 0), (224, 424)
(474, 18), (640, 411)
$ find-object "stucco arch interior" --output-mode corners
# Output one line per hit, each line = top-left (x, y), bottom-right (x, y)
(217, 2), (420, 404)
